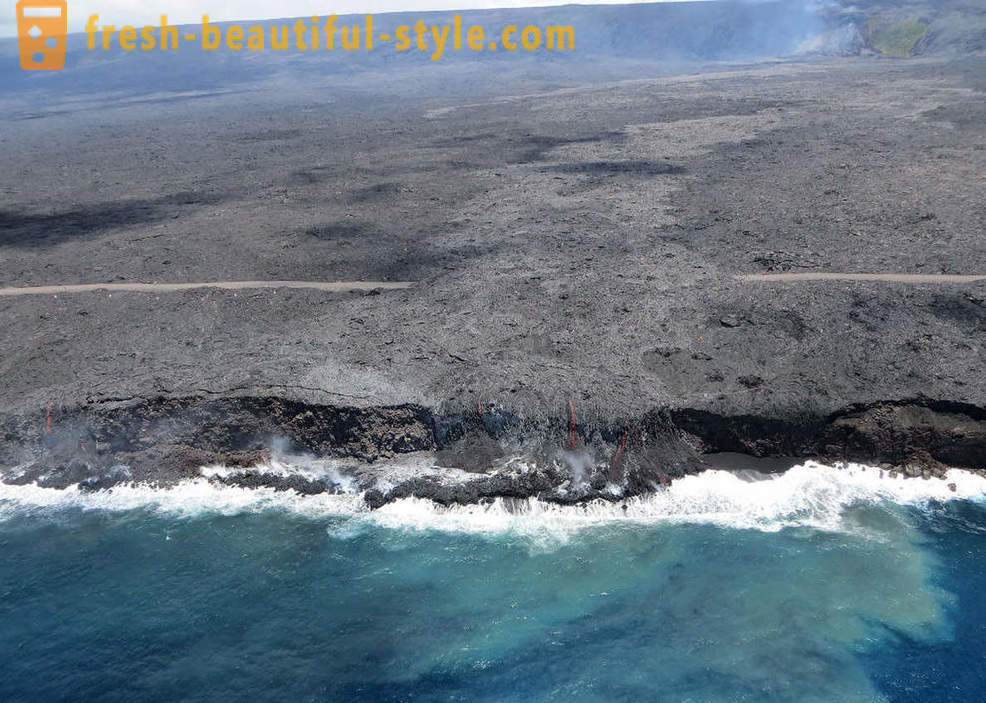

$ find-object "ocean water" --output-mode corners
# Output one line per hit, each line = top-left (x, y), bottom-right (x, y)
(1, 463), (985, 702)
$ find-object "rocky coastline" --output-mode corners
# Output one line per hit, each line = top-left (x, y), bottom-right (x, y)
(2, 395), (983, 507)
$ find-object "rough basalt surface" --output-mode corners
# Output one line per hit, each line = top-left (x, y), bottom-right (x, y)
(2, 395), (983, 506)
(1, 18), (985, 505)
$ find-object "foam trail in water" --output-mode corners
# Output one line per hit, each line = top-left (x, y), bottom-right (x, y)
(1, 462), (984, 535)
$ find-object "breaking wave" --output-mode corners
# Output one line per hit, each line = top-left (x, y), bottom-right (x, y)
(2, 461), (985, 539)
(363, 462), (986, 536)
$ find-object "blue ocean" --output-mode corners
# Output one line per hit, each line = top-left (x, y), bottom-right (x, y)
(1, 463), (985, 702)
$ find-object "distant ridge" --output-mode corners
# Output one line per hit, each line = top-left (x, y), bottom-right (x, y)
(1, 0), (982, 98)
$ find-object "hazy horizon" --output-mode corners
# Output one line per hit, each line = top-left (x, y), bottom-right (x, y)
(2, 0), (697, 38)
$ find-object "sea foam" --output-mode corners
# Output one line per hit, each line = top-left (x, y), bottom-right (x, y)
(0, 461), (986, 533)
(361, 462), (986, 538)
(0, 478), (366, 521)
(2, 461), (985, 537)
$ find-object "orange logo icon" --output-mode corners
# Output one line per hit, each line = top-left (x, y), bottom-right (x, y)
(16, 0), (67, 70)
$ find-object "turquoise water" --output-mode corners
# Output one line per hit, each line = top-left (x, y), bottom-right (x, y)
(1, 464), (985, 702)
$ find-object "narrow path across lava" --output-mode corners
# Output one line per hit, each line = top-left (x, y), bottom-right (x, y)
(0, 281), (416, 296)
(737, 273), (986, 284)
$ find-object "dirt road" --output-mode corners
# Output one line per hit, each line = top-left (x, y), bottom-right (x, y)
(0, 281), (415, 297)
(737, 273), (986, 284)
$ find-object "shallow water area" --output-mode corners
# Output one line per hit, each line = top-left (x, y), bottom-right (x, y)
(1, 462), (985, 701)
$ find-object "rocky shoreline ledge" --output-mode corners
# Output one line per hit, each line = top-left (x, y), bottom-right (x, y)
(1, 395), (984, 507)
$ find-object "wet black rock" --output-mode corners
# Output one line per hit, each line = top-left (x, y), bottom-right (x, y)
(363, 489), (387, 510)
(79, 465), (133, 492)
(219, 471), (333, 495)
(37, 458), (93, 489)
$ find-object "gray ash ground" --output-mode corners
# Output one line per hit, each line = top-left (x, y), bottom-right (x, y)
(1, 38), (986, 502)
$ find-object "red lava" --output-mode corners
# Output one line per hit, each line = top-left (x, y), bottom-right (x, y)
(610, 426), (628, 473)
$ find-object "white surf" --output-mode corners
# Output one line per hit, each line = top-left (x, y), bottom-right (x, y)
(1, 461), (984, 539)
